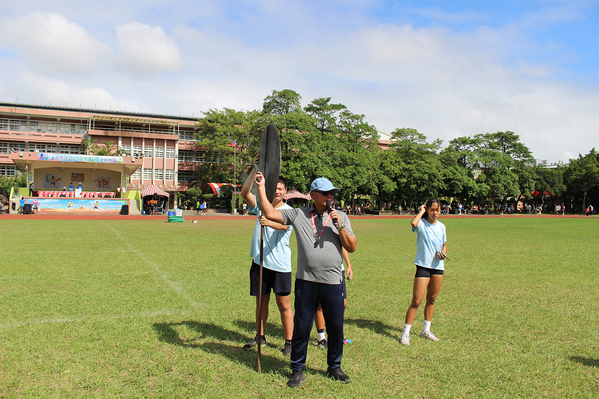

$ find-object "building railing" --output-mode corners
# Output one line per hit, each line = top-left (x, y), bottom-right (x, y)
(0, 118), (87, 135)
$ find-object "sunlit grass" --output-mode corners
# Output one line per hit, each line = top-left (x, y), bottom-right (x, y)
(1, 217), (598, 398)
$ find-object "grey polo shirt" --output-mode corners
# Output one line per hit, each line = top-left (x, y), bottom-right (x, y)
(280, 206), (355, 284)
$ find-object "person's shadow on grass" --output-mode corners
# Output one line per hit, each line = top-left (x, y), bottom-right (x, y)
(345, 318), (402, 343)
(152, 321), (289, 373)
(233, 319), (285, 342)
(569, 356), (599, 367)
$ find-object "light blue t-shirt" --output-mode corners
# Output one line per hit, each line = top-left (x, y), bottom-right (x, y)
(413, 219), (447, 270)
(249, 198), (293, 273)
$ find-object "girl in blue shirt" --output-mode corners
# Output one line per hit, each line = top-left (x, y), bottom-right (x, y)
(401, 198), (448, 346)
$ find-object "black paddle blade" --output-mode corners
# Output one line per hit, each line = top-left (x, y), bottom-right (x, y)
(256, 124), (281, 203)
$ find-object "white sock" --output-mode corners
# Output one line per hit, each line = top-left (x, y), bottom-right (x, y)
(402, 324), (412, 336)
(422, 320), (431, 333)
(317, 330), (326, 341)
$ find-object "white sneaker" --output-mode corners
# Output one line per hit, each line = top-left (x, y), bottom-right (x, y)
(420, 331), (440, 342)
(400, 334), (410, 346)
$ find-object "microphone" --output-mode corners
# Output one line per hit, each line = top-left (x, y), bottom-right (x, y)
(326, 200), (339, 228)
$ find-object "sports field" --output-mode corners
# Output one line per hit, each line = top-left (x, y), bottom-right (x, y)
(1, 217), (598, 398)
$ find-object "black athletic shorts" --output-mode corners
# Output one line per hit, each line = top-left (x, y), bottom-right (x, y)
(249, 262), (292, 296)
(415, 265), (445, 278)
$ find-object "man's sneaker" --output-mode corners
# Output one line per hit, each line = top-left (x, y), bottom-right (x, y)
(400, 334), (410, 346)
(282, 341), (292, 356)
(287, 370), (305, 388)
(325, 367), (351, 383)
(317, 338), (327, 349)
(420, 331), (440, 342)
(243, 335), (266, 350)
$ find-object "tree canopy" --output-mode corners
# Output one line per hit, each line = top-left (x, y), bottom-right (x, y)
(190, 89), (596, 212)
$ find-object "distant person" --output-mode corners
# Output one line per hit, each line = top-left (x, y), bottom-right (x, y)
(196, 200), (200, 215)
(29, 182), (34, 197)
(400, 198), (448, 346)
(69, 182), (74, 191)
(240, 156), (294, 356)
(200, 199), (206, 215)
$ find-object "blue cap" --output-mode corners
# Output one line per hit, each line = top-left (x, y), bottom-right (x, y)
(310, 177), (340, 193)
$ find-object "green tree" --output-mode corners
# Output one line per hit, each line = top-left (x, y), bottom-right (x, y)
(303, 97), (347, 133)
(196, 108), (262, 188)
(332, 110), (380, 205)
(563, 148), (599, 211)
(262, 89), (302, 115)
(438, 148), (478, 201)
(389, 128), (444, 205)
(446, 131), (534, 207)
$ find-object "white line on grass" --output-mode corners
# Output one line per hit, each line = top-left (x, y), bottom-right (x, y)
(103, 222), (202, 310)
(0, 309), (186, 329)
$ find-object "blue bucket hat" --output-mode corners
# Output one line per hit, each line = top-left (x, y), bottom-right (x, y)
(310, 177), (340, 193)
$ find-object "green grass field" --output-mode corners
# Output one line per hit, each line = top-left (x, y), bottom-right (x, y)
(1, 217), (598, 398)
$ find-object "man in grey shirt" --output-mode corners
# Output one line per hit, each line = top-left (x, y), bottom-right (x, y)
(254, 172), (357, 388)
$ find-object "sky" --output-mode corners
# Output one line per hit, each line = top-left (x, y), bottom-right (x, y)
(1, 0), (598, 163)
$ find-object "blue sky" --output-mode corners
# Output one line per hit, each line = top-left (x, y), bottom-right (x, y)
(1, 0), (598, 162)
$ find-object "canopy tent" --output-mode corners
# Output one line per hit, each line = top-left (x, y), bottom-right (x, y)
(284, 189), (311, 201)
(203, 183), (238, 197)
(141, 184), (170, 198)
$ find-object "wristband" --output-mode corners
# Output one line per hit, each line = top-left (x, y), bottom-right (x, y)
(337, 223), (345, 232)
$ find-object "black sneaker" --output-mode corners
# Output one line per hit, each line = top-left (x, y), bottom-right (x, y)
(287, 370), (305, 388)
(243, 335), (266, 350)
(317, 338), (327, 349)
(325, 367), (351, 383)
(282, 341), (292, 356)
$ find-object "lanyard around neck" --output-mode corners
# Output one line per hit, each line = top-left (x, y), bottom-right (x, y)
(310, 208), (332, 242)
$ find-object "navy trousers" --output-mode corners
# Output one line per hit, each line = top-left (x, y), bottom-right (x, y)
(290, 278), (345, 372)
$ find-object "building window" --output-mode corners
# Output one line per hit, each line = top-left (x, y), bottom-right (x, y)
(154, 169), (164, 180)
(47, 144), (57, 153)
(165, 169), (174, 181)
(133, 145), (142, 157)
(143, 169), (152, 180)
(178, 171), (194, 183)
(179, 151), (191, 162)
(35, 144), (46, 152)
(0, 165), (18, 177)
(144, 146), (153, 158)
(120, 145), (131, 156)
(131, 168), (141, 180)
(155, 147), (164, 158)
(0, 142), (8, 154)
(179, 131), (196, 141)
(166, 147), (175, 159)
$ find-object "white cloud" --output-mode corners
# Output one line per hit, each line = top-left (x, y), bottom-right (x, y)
(0, 2), (596, 163)
(0, 11), (113, 74)
(10, 72), (121, 110)
(115, 22), (184, 75)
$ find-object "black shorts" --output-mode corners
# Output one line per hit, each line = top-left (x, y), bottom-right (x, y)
(341, 277), (347, 300)
(249, 262), (292, 296)
(415, 265), (445, 278)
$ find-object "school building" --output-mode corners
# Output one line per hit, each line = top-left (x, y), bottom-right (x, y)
(0, 102), (205, 213)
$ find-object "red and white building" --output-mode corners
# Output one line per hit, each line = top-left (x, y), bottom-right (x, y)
(0, 102), (206, 198)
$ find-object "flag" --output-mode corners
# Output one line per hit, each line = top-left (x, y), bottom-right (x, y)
(230, 141), (237, 148)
